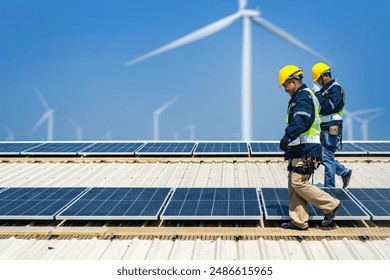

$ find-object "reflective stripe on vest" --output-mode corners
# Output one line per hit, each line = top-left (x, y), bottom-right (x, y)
(320, 81), (345, 123)
(287, 88), (321, 146)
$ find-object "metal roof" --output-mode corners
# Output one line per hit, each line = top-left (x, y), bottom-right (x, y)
(0, 156), (389, 260)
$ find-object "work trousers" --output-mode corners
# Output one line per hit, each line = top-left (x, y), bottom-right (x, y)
(321, 129), (350, 187)
(288, 158), (340, 228)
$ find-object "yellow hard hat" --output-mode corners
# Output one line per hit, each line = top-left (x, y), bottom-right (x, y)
(278, 65), (304, 88)
(312, 62), (331, 82)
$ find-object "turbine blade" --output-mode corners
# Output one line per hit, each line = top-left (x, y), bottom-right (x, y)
(33, 86), (50, 111)
(350, 107), (384, 116)
(32, 111), (50, 132)
(126, 12), (241, 66)
(251, 16), (331, 64)
(239, 0), (247, 10)
(155, 97), (178, 115)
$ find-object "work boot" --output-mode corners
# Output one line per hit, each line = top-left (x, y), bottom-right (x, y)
(322, 202), (342, 226)
(281, 222), (308, 231)
(342, 170), (352, 188)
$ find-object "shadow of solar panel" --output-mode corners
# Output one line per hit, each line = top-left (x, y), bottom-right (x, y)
(348, 188), (390, 220)
(136, 142), (195, 155)
(335, 142), (367, 155)
(56, 187), (171, 220)
(261, 187), (369, 220)
(353, 142), (390, 155)
(194, 142), (249, 155)
(0, 142), (44, 155)
(249, 142), (283, 155)
(0, 187), (86, 220)
(161, 188), (262, 220)
(80, 142), (144, 155)
(21, 142), (95, 155)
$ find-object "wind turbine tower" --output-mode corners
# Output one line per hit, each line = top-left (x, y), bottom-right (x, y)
(153, 97), (177, 140)
(32, 87), (55, 141)
(126, 0), (329, 140)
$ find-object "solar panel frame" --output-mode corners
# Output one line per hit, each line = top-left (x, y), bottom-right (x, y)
(0, 142), (45, 155)
(56, 187), (172, 220)
(260, 187), (370, 220)
(249, 142), (283, 155)
(79, 142), (145, 156)
(352, 141), (390, 155)
(334, 142), (367, 155)
(21, 142), (96, 155)
(135, 142), (196, 155)
(160, 187), (262, 220)
(193, 142), (249, 156)
(347, 188), (390, 220)
(0, 187), (87, 220)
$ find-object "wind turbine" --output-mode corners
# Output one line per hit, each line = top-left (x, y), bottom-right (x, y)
(153, 97), (177, 140)
(126, 0), (329, 140)
(343, 108), (383, 140)
(5, 126), (15, 141)
(353, 110), (384, 140)
(185, 124), (196, 140)
(32, 87), (55, 141)
(71, 120), (83, 141)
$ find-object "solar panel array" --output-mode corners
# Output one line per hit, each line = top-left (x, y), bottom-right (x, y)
(0, 186), (389, 221)
(161, 188), (262, 220)
(194, 142), (248, 155)
(348, 188), (390, 220)
(1, 141), (390, 156)
(0, 187), (86, 220)
(260, 187), (370, 220)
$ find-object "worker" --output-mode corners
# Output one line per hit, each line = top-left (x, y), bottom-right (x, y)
(312, 62), (352, 188)
(278, 65), (341, 230)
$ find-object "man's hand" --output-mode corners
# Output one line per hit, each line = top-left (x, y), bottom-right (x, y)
(312, 83), (320, 92)
(279, 139), (289, 151)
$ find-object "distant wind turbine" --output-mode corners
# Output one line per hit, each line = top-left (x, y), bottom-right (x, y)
(185, 124), (196, 140)
(126, 0), (329, 140)
(5, 126), (15, 141)
(353, 110), (385, 140)
(71, 120), (83, 141)
(32, 87), (55, 141)
(343, 108), (383, 140)
(153, 97), (177, 140)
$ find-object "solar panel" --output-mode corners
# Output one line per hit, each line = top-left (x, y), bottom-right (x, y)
(260, 187), (369, 220)
(193, 142), (249, 155)
(0, 187), (86, 220)
(135, 142), (195, 155)
(0, 142), (44, 155)
(80, 142), (145, 155)
(21, 142), (95, 155)
(347, 188), (390, 220)
(161, 188), (262, 220)
(249, 142), (283, 155)
(57, 187), (171, 220)
(335, 142), (367, 155)
(353, 142), (390, 155)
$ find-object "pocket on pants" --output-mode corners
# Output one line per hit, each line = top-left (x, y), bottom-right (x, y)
(322, 130), (339, 152)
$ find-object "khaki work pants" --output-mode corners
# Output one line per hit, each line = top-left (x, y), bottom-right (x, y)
(288, 158), (340, 228)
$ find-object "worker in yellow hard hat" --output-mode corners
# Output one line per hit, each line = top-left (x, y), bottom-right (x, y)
(277, 65), (341, 231)
(312, 62), (352, 189)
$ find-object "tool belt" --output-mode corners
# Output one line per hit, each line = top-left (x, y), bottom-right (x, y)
(287, 159), (319, 175)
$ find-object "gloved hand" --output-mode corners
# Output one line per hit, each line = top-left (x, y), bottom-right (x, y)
(312, 83), (320, 92)
(279, 139), (289, 151)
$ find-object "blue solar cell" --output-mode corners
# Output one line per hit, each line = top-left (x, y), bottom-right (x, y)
(80, 142), (144, 155)
(348, 188), (390, 220)
(136, 142), (195, 155)
(21, 142), (94, 155)
(250, 142), (282, 155)
(0, 142), (44, 155)
(261, 187), (369, 220)
(334, 142), (367, 155)
(161, 188), (261, 220)
(57, 187), (171, 220)
(194, 142), (249, 155)
(0, 187), (86, 220)
(354, 142), (390, 154)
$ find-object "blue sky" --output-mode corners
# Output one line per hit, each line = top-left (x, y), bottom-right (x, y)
(1, 0), (389, 141)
